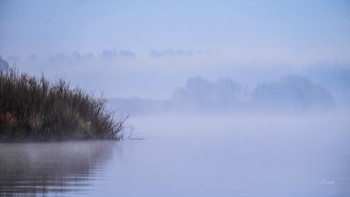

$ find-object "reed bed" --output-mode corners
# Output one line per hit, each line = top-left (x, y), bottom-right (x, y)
(0, 67), (126, 141)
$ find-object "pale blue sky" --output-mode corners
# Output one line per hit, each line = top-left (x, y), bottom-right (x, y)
(1, 0), (350, 98)
(1, 0), (350, 56)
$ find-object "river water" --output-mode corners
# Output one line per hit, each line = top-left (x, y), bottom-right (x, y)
(0, 113), (349, 197)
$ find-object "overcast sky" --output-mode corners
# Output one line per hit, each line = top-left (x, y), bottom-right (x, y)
(1, 0), (349, 98)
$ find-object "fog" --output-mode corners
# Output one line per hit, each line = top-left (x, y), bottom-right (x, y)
(107, 67), (349, 115)
(2, 56), (350, 197)
(0, 141), (116, 196)
(126, 112), (350, 197)
(1, 0), (350, 99)
(1, 0), (350, 196)
(1, 113), (349, 197)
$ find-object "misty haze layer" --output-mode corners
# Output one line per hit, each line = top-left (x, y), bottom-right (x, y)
(1, 1), (349, 196)
(1, 113), (349, 197)
(1, 0), (349, 99)
(108, 70), (348, 115)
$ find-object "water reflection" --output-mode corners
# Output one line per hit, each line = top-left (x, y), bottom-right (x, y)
(0, 141), (115, 196)
(1, 114), (349, 197)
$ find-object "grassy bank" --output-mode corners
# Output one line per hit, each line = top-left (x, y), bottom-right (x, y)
(0, 67), (126, 141)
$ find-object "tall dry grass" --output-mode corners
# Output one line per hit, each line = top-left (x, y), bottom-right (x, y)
(0, 67), (126, 141)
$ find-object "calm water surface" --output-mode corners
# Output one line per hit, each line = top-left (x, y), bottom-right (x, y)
(1, 114), (349, 197)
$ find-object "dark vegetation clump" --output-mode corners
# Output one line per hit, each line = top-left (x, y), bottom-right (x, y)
(0, 67), (126, 141)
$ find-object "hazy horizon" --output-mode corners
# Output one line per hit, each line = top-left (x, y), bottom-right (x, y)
(1, 1), (350, 196)
(1, 0), (350, 100)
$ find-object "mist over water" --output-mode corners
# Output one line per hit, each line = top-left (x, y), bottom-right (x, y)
(1, 112), (349, 197)
(2, 50), (350, 197)
(127, 112), (350, 197)
(1, 0), (350, 196)
(0, 141), (116, 196)
(108, 68), (350, 116)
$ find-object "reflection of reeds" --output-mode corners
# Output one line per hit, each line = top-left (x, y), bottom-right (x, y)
(0, 67), (126, 141)
(0, 141), (115, 196)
